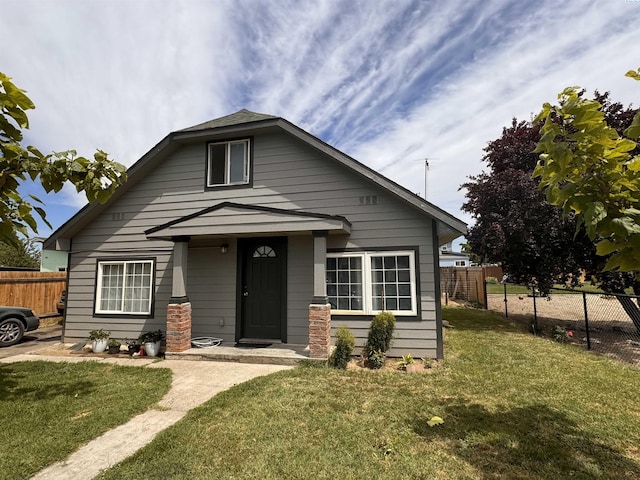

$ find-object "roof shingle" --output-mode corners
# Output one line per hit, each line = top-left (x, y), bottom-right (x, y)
(179, 109), (278, 132)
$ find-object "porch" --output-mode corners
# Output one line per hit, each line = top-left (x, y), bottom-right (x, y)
(164, 342), (316, 366)
(145, 202), (352, 360)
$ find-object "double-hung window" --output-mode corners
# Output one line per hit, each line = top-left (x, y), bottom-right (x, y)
(207, 139), (250, 187)
(95, 259), (154, 315)
(326, 251), (417, 316)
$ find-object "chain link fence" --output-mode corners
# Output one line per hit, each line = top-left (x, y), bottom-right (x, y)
(486, 283), (640, 367)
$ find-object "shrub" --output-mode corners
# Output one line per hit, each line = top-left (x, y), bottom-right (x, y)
(363, 311), (396, 369)
(485, 276), (498, 284)
(365, 311), (396, 353)
(330, 326), (355, 369)
(366, 349), (386, 369)
(397, 353), (415, 370)
(552, 326), (573, 343)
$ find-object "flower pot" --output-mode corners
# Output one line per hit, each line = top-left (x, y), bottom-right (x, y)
(92, 338), (108, 353)
(108, 345), (121, 354)
(143, 340), (161, 357)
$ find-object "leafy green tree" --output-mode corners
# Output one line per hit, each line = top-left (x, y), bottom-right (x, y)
(462, 91), (638, 295)
(461, 119), (592, 292)
(0, 72), (127, 243)
(0, 232), (40, 269)
(534, 68), (640, 273)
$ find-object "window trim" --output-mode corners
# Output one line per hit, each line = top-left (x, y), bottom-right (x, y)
(94, 258), (156, 317)
(205, 137), (252, 189)
(326, 250), (418, 316)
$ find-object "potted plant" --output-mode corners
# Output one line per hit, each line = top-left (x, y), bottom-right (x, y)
(88, 329), (110, 353)
(107, 338), (121, 354)
(138, 329), (164, 357)
(126, 338), (140, 356)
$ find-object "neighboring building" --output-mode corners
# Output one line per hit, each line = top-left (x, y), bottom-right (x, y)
(438, 241), (471, 267)
(40, 249), (68, 272)
(44, 110), (466, 358)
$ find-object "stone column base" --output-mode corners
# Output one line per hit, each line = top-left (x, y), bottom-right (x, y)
(166, 302), (192, 352)
(309, 303), (331, 359)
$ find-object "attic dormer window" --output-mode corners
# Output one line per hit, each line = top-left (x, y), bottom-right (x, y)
(207, 138), (250, 187)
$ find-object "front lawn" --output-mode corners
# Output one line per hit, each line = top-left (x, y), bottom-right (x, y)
(0, 361), (172, 480)
(99, 307), (640, 479)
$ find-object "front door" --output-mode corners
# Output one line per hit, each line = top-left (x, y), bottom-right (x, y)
(238, 237), (287, 342)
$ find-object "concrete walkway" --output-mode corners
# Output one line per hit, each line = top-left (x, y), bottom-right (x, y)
(1, 353), (291, 479)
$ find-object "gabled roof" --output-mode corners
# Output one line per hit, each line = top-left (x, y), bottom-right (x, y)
(44, 109), (466, 249)
(145, 202), (351, 240)
(179, 109), (278, 132)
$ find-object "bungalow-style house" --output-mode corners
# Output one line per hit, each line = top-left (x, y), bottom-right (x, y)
(439, 241), (471, 267)
(44, 110), (466, 359)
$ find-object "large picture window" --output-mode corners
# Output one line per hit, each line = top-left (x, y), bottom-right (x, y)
(95, 260), (154, 315)
(326, 251), (417, 316)
(207, 139), (250, 187)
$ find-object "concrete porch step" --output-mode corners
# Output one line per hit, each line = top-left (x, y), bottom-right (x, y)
(164, 344), (321, 366)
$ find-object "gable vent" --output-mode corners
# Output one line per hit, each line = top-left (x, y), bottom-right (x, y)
(111, 212), (125, 221)
(359, 195), (378, 206)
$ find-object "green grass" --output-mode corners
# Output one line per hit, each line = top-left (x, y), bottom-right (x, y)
(98, 307), (640, 479)
(0, 361), (172, 480)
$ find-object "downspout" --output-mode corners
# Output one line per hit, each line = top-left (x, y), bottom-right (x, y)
(432, 220), (444, 359)
(61, 238), (72, 343)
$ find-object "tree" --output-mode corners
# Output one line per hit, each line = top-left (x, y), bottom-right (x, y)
(0, 72), (127, 243)
(461, 120), (592, 292)
(534, 68), (640, 274)
(0, 232), (40, 269)
(461, 90), (638, 294)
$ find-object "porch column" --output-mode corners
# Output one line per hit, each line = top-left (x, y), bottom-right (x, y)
(166, 237), (191, 352)
(309, 231), (331, 359)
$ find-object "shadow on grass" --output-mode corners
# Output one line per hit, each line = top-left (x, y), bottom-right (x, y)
(0, 364), (95, 401)
(0, 365), (20, 400)
(414, 399), (640, 478)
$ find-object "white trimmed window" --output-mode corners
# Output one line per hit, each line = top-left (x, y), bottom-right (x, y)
(96, 260), (154, 314)
(207, 139), (250, 186)
(454, 260), (467, 267)
(326, 251), (417, 316)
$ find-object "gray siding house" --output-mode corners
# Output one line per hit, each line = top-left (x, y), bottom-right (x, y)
(44, 110), (466, 358)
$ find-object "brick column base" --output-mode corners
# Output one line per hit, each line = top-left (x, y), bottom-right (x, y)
(166, 302), (192, 352)
(309, 303), (331, 359)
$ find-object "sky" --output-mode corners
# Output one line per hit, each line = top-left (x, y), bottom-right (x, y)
(3, 0), (640, 247)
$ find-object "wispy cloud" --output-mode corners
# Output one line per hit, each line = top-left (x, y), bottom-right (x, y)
(3, 0), (640, 233)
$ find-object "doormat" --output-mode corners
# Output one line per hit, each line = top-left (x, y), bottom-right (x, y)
(235, 343), (272, 348)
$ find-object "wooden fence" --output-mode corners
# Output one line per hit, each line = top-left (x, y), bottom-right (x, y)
(0, 271), (67, 316)
(440, 266), (503, 308)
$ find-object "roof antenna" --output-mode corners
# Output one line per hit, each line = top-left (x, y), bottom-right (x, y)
(424, 159), (429, 201)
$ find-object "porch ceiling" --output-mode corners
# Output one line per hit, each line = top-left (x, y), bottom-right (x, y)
(145, 202), (351, 240)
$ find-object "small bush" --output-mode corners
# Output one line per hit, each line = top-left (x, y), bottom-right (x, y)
(552, 326), (573, 343)
(363, 311), (396, 369)
(397, 353), (415, 370)
(485, 276), (498, 284)
(365, 311), (396, 353)
(330, 326), (355, 369)
(365, 349), (386, 369)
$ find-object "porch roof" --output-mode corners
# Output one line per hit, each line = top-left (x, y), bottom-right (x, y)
(144, 202), (351, 240)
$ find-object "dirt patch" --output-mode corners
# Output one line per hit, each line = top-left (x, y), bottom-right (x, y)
(345, 356), (442, 373)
